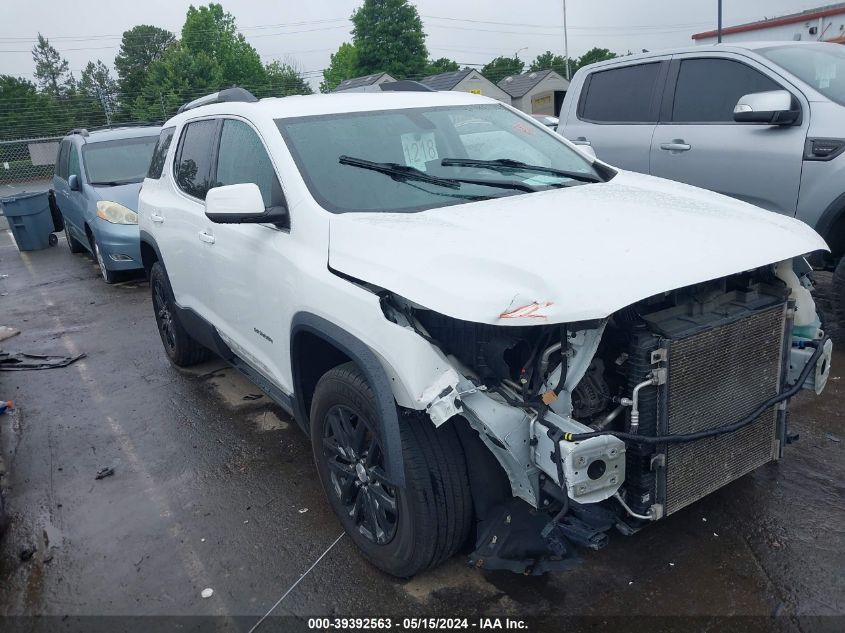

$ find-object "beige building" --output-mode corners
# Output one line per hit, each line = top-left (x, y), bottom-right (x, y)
(498, 70), (570, 116)
(420, 69), (511, 103)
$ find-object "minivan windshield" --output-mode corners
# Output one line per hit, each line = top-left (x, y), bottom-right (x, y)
(82, 136), (159, 186)
(759, 43), (845, 105)
(276, 104), (604, 213)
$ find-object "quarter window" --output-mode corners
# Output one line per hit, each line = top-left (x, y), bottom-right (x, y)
(671, 58), (781, 123)
(579, 63), (661, 123)
(55, 141), (69, 180)
(148, 127), (175, 179)
(214, 119), (284, 209)
(174, 120), (217, 200)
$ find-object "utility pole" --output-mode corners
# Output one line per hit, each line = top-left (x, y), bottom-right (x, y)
(563, 0), (571, 80)
(717, 0), (723, 43)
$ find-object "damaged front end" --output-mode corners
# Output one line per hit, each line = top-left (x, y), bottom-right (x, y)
(381, 259), (832, 574)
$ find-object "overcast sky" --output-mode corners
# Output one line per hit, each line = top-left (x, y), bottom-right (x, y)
(0, 0), (830, 87)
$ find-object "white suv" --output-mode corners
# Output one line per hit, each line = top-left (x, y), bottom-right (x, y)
(139, 86), (832, 577)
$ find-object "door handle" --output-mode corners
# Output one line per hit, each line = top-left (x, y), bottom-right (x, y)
(659, 140), (691, 152)
(571, 136), (591, 146)
(198, 231), (215, 244)
(150, 212), (164, 223)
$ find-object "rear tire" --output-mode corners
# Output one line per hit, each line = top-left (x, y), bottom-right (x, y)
(310, 362), (472, 577)
(63, 216), (86, 253)
(150, 261), (210, 367)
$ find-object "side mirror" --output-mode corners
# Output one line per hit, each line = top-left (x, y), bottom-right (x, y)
(570, 138), (597, 159)
(733, 90), (798, 125)
(205, 183), (288, 225)
(68, 174), (80, 191)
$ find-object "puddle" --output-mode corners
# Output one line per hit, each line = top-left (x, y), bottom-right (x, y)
(252, 411), (289, 432)
(204, 367), (269, 409)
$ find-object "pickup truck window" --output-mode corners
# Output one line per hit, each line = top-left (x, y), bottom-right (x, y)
(579, 63), (661, 123)
(277, 104), (600, 214)
(672, 58), (780, 123)
(760, 43), (845, 106)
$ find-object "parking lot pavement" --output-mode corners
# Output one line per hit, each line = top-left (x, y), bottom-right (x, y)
(0, 229), (843, 632)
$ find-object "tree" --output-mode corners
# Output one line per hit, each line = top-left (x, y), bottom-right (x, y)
(424, 57), (459, 76)
(352, 0), (428, 79)
(576, 47), (617, 71)
(79, 60), (119, 118)
(0, 75), (58, 139)
(480, 56), (524, 83)
(261, 61), (313, 97)
(181, 3), (265, 89)
(31, 34), (70, 99)
(320, 42), (359, 93)
(529, 51), (575, 78)
(114, 25), (175, 102)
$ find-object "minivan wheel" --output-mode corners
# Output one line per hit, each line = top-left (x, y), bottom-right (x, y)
(63, 217), (85, 253)
(310, 362), (472, 577)
(92, 238), (118, 284)
(150, 261), (210, 367)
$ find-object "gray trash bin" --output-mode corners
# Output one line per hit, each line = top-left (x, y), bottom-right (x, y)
(0, 191), (57, 251)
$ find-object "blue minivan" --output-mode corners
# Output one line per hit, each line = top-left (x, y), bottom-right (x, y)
(52, 125), (160, 283)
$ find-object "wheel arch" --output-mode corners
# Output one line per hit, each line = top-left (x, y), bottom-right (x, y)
(139, 230), (163, 278)
(815, 194), (845, 264)
(290, 312), (405, 488)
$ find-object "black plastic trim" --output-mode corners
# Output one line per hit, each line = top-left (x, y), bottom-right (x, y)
(803, 138), (845, 162)
(290, 312), (405, 488)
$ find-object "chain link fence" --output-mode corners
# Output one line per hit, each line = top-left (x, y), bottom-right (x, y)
(0, 136), (63, 185)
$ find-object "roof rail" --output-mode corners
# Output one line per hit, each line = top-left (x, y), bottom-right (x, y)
(67, 128), (89, 137)
(177, 87), (258, 114)
(379, 80), (435, 92)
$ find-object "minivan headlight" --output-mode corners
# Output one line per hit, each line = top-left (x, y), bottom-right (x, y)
(96, 201), (138, 225)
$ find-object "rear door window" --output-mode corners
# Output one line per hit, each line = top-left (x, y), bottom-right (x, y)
(671, 58), (781, 123)
(174, 120), (218, 200)
(147, 127), (175, 179)
(579, 63), (662, 123)
(214, 119), (284, 209)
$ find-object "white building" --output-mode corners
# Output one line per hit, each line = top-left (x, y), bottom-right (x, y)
(419, 69), (511, 103)
(693, 3), (845, 45)
(497, 70), (570, 116)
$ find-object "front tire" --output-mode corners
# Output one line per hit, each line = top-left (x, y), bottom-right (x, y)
(310, 363), (472, 577)
(150, 261), (210, 367)
(833, 257), (845, 341)
(92, 237), (118, 284)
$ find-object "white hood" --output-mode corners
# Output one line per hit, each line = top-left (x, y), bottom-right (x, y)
(328, 171), (827, 325)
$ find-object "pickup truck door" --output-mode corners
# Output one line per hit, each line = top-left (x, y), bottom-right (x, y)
(649, 54), (808, 215)
(559, 59), (668, 173)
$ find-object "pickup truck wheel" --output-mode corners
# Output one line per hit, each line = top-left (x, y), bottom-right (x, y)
(834, 257), (845, 341)
(150, 261), (210, 366)
(310, 363), (472, 577)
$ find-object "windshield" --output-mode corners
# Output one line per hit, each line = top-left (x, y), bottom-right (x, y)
(276, 104), (603, 213)
(82, 135), (159, 185)
(759, 43), (845, 105)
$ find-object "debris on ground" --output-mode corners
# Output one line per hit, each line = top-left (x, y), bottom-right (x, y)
(242, 393), (263, 401)
(0, 326), (19, 342)
(201, 588), (214, 599)
(95, 466), (115, 480)
(0, 350), (86, 371)
(826, 433), (841, 443)
(0, 400), (13, 414)
(298, 508), (308, 514)
(19, 546), (36, 561)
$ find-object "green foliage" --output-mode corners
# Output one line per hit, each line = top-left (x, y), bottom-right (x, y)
(480, 56), (524, 83)
(320, 42), (360, 93)
(79, 61), (119, 116)
(528, 51), (573, 77)
(352, 0), (428, 79)
(424, 57), (460, 76)
(114, 25), (176, 102)
(576, 47), (617, 69)
(0, 75), (56, 139)
(31, 34), (71, 99)
(261, 61), (313, 97)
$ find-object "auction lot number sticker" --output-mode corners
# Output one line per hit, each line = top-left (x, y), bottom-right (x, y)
(307, 617), (528, 631)
(401, 132), (439, 172)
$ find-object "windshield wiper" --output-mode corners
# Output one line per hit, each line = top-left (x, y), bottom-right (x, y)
(339, 155), (541, 193)
(339, 155), (460, 189)
(440, 158), (602, 183)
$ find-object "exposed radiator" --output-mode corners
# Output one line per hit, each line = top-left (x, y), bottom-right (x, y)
(661, 303), (786, 515)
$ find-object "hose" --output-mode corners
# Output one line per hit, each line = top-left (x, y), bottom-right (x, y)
(561, 337), (828, 445)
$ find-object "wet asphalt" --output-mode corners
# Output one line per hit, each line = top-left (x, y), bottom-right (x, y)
(0, 227), (843, 633)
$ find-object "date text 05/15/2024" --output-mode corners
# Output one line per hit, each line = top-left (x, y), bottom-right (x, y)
(307, 618), (529, 630)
